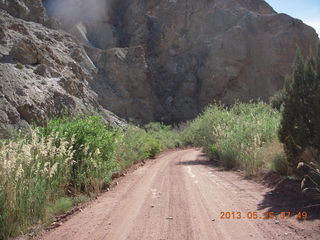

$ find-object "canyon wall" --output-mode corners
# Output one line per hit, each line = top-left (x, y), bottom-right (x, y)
(0, 0), (318, 129)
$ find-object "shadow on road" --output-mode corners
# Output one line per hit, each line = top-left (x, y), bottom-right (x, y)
(257, 174), (320, 221)
(177, 153), (320, 221)
(176, 156), (230, 171)
(177, 159), (213, 166)
(177, 152), (221, 167)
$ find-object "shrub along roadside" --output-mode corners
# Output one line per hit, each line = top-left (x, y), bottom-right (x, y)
(0, 115), (174, 239)
(115, 122), (182, 170)
(181, 102), (284, 176)
(277, 47), (320, 200)
(279, 49), (320, 169)
(38, 115), (120, 193)
(116, 126), (162, 170)
(144, 122), (182, 149)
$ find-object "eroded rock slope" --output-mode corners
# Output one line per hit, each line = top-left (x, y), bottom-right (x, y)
(0, 5), (121, 135)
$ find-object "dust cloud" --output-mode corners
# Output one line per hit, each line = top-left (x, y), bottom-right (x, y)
(43, 0), (109, 27)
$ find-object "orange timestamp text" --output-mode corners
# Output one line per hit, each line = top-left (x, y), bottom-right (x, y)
(220, 211), (308, 220)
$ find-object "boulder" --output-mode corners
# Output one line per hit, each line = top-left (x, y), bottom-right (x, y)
(10, 39), (41, 65)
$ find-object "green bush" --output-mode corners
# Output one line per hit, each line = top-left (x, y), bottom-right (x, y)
(73, 194), (90, 206)
(115, 122), (180, 171)
(182, 102), (280, 175)
(146, 137), (162, 158)
(38, 114), (120, 193)
(51, 198), (73, 215)
(15, 63), (24, 70)
(279, 48), (320, 171)
(116, 126), (162, 169)
(144, 122), (182, 149)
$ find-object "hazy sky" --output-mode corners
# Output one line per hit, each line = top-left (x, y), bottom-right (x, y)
(265, 0), (320, 35)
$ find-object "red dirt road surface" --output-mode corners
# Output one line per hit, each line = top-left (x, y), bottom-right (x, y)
(39, 149), (320, 240)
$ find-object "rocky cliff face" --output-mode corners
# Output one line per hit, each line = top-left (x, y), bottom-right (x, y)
(0, 0), (47, 24)
(0, 0), (319, 129)
(106, 0), (318, 122)
(0, 5), (122, 135)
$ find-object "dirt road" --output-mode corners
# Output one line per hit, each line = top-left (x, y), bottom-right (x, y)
(39, 149), (320, 240)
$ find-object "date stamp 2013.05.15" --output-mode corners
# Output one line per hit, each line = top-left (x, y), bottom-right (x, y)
(220, 211), (308, 220)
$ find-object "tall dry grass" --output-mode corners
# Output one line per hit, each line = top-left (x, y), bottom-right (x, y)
(0, 130), (74, 238)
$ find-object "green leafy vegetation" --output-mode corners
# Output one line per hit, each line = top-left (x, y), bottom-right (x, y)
(116, 126), (161, 169)
(144, 122), (182, 149)
(73, 194), (90, 206)
(15, 63), (24, 70)
(278, 47), (320, 200)
(116, 123), (182, 170)
(181, 102), (282, 176)
(38, 115), (120, 193)
(0, 115), (178, 239)
(50, 198), (73, 215)
(279, 49), (320, 168)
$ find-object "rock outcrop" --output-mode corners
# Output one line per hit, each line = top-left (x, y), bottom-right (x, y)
(86, 45), (157, 122)
(0, 0), (47, 24)
(0, 10), (122, 136)
(0, 0), (319, 129)
(109, 0), (318, 122)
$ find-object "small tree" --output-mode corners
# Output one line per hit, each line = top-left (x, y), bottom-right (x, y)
(279, 47), (320, 168)
(312, 46), (320, 150)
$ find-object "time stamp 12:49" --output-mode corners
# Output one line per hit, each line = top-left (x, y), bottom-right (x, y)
(220, 211), (308, 220)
